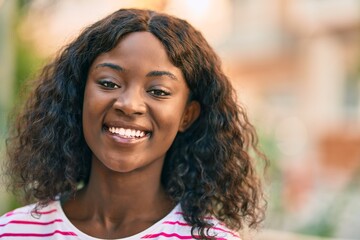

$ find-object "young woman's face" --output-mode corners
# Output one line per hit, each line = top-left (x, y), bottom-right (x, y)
(83, 31), (199, 174)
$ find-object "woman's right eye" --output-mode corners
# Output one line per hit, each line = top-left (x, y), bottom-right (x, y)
(99, 80), (120, 89)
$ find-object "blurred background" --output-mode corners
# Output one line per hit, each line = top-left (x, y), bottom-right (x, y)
(0, 0), (359, 239)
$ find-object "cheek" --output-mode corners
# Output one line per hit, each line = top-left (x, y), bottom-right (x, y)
(82, 87), (106, 140)
(83, 87), (107, 122)
(82, 92), (95, 145)
(82, 90), (95, 127)
(152, 102), (187, 138)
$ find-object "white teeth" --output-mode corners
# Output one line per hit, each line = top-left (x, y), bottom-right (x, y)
(125, 129), (131, 136)
(108, 127), (147, 138)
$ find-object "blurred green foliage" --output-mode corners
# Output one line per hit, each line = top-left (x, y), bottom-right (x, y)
(1, 0), (44, 214)
(13, 1), (44, 105)
(257, 129), (286, 229)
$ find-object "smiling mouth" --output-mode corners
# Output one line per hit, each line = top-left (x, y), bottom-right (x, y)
(105, 126), (151, 139)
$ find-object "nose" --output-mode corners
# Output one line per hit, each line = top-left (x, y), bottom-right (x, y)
(113, 87), (146, 116)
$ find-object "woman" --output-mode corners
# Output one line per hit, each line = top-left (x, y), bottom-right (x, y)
(2, 8), (266, 239)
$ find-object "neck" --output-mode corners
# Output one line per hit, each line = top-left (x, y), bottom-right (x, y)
(91, 160), (171, 215)
(63, 157), (174, 226)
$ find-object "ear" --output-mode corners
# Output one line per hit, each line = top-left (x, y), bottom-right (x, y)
(179, 101), (201, 132)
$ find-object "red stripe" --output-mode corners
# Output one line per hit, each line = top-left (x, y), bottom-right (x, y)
(0, 219), (63, 227)
(174, 212), (218, 221)
(5, 209), (57, 217)
(0, 230), (77, 238)
(163, 220), (239, 238)
(142, 232), (227, 240)
(32, 209), (57, 215)
(163, 220), (190, 226)
(141, 232), (197, 239)
(211, 226), (240, 238)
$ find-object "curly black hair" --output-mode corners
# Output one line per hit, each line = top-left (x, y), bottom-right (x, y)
(5, 8), (267, 239)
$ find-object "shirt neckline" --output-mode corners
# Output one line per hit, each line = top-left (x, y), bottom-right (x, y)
(55, 200), (181, 240)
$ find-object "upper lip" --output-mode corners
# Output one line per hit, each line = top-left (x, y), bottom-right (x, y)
(104, 120), (151, 133)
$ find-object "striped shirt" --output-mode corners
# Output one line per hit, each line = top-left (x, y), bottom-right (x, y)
(0, 201), (241, 239)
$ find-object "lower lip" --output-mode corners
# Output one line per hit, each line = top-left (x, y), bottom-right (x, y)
(104, 129), (150, 145)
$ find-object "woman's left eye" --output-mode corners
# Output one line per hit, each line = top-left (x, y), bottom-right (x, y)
(148, 89), (171, 97)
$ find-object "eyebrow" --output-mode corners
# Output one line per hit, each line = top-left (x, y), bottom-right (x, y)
(146, 70), (178, 81)
(95, 63), (124, 72)
(95, 63), (178, 81)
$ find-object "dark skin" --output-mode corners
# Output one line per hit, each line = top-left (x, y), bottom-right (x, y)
(62, 155), (174, 238)
(62, 32), (200, 239)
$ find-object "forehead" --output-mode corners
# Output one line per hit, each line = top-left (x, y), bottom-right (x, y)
(89, 32), (184, 79)
(95, 32), (170, 65)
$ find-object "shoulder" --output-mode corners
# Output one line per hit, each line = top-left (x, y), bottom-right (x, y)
(206, 217), (242, 240)
(0, 201), (77, 238)
(1, 203), (38, 224)
(0, 201), (58, 222)
(158, 205), (241, 240)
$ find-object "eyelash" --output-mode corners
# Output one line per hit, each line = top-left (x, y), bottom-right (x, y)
(99, 80), (120, 89)
(148, 89), (171, 97)
(98, 80), (171, 97)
